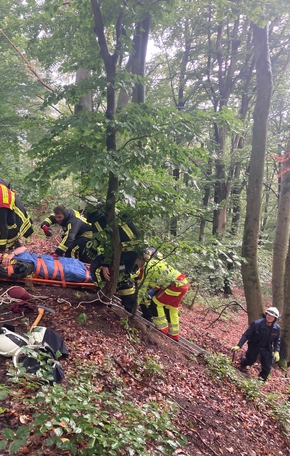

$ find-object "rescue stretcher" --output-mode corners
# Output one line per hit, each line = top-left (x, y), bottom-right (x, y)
(0, 253), (96, 289)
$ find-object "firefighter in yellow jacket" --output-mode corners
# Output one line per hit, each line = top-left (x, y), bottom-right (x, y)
(137, 248), (189, 341)
(0, 180), (33, 253)
(41, 205), (92, 262)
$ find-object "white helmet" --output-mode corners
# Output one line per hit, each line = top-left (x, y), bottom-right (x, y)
(265, 307), (279, 319)
(0, 327), (28, 357)
(143, 248), (163, 261)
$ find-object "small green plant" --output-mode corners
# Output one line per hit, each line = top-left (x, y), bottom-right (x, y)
(120, 317), (139, 342)
(142, 355), (165, 379)
(77, 312), (88, 324)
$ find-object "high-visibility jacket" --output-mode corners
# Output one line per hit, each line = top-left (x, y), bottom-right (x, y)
(0, 185), (33, 252)
(138, 258), (189, 308)
(41, 209), (92, 255)
(87, 211), (140, 251)
(87, 211), (141, 268)
(0, 183), (15, 210)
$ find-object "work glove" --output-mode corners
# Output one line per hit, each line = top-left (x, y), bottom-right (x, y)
(231, 345), (240, 352)
(274, 351), (280, 362)
(148, 288), (157, 299)
(42, 225), (52, 237)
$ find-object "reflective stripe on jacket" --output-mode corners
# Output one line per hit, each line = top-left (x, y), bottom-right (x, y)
(138, 259), (188, 304)
(0, 184), (15, 209)
(41, 209), (92, 254)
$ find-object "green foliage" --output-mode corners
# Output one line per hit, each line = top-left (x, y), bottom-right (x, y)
(206, 353), (261, 399)
(176, 239), (242, 294)
(120, 317), (139, 343)
(1, 364), (186, 455)
(206, 353), (290, 433)
(8, 345), (61, 385)
(77, 313), (88, 325)
(142, 355), (165, 379)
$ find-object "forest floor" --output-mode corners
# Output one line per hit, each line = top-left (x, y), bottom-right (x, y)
(0, 236), (290, 455)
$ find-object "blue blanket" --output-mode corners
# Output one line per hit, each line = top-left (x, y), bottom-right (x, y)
(15, 253), (92, 283)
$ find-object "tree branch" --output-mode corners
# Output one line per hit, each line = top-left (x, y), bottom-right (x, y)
(0, 29), (55, 93)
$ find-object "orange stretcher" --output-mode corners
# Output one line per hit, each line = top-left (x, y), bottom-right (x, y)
(0, 257), (96, 289)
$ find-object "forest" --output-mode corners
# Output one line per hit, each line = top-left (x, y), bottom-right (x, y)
(1, 0), (290, 454)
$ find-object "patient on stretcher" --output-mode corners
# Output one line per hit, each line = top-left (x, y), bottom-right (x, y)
(0, 246), (92, 284)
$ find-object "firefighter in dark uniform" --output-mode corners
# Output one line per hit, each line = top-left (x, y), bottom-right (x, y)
(231, 307), (280, 381)
(41, 205), (93, 263)
(0, 180), (33, 253)
(87, 207), (142, 312)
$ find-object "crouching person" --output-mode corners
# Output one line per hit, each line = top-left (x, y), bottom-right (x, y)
(136, 249), (189, 341)
(231, 307), (280, 381)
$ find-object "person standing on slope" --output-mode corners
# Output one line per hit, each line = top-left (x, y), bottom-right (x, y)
(231, 307), (280, 381)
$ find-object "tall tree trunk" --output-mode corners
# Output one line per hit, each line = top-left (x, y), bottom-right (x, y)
(199, 160), (212, 242)
(231, 161), (242, 235)
(272, 137), (290, 312)
(170, 168), (179, 236)
(74, 68), (93, 114)
(241, 23), (273, 323)
(131, 15), (151, 104)
(280, 238), (290, 364)
(91, 0), (122, 297)
(212, 18), (240, 236)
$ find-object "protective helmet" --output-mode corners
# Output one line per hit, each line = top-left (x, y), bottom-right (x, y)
(265, 307), (279, 319)
(0, 327), (28, 357)
(143, 248), (163, 261)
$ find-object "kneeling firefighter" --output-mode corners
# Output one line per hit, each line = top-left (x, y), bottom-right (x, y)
(136, 248), (189, 341)
(41, 206), (92, 262)
(91, 264), (138, 312)
(87, 205), (143, 312)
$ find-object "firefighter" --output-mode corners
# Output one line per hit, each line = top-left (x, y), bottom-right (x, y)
(136, 248), (189, 341)
(231, 307), (280, 381)
(87, 206), (141, 275)
(87, 205), (142, 312)
(91, 264), (138, 312)
(0, 180), (33, 253)
(41, 206), (93, 262)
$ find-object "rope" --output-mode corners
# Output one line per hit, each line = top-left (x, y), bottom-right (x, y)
(57, 298), (72, 307)
(76, 290), (121, 309)
(0, 286), (49, 306)
(0, 312), (25, 323)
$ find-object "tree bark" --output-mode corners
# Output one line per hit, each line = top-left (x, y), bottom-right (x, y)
(91, 0), (122, 297)
(241, 23), (273, 323)
(281, 235), (290, 363)
(212, 18), (240, 236)
(74, 68), (93, 114)
(272, 137), (290, 312)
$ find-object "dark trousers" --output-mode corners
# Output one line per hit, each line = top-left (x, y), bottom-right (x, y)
(65, 237), (91, 263)
(241, 345), (273, 380)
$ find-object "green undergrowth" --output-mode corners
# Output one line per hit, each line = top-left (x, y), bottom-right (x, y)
(0, 360), (187, 455)
(206, 353), (290, 432)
